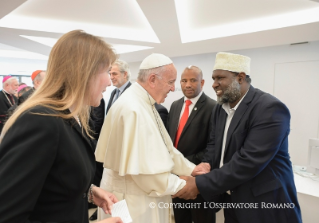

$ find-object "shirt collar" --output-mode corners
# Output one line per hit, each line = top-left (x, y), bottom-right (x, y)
(183, 91), (203, 105)
(118, 81), (130, 93)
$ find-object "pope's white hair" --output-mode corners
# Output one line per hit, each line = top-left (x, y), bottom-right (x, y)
(137, 64), (172, 82)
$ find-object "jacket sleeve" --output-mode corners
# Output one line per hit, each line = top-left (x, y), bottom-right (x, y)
(197, 100), (291, 199)
(0, 111), (59, 223)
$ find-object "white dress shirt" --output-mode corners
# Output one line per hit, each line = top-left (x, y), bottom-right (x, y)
(178, 91), (203, 123)
(220, 89), (249, 168)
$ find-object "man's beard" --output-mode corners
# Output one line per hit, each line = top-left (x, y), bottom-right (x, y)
(217, 79), (241, 105)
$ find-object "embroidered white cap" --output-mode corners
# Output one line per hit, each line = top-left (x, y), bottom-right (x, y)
(213, 52), (251, 75)
(139, 53), (173, 69)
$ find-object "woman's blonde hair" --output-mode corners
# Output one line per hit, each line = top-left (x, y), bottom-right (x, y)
(1, 30), (117, 141)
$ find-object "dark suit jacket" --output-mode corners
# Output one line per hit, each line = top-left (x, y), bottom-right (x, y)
(90, 98), (105, 186)
(196, 86), (301, 223)
(106, 81), (131, 114)
(0, 90), (18, 133)
(167, 93), (216, 165)
(154, 103), (168, 128)
(18, 87), (35, 105)
(0, 106), (95, 223)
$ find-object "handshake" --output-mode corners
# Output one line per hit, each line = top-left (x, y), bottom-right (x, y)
(191, 162), (211, 177)
(173, 162), (211, 200)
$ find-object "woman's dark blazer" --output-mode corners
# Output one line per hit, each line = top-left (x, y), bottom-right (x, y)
(0, 106), (96, 223)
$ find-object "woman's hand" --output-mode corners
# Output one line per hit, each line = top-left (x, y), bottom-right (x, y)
(98, 217), (123, 223)
(92, 186), (119, 215)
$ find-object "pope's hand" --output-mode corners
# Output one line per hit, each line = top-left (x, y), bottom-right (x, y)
(191, 162), (211, 176)
(172, 176), (199, 200)
(92, 186), (118, 215)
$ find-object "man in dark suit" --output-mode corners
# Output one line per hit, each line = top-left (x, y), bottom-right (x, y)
(167, 66), (217, 223)
(155, 103), (168, 128)
(106, 60), (132, 114)
(88, 98), (106, 218)
(18, 70), (46, 105)
(0, 76), (18, 133)
(174, 52), (302, 223)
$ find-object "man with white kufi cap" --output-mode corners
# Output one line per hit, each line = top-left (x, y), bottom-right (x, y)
(95, 53), (201, 223)
(174, 52), (301, 223)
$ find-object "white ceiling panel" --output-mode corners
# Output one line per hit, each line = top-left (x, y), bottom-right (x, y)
(0, 0), (319, 63)
(0, 0), (160, 43)
(175, 0), (319, 43)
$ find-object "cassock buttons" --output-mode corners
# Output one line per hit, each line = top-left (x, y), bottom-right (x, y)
(194, 107), (197, 111)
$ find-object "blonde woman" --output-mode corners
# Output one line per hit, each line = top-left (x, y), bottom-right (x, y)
(0, 30), (122, 223)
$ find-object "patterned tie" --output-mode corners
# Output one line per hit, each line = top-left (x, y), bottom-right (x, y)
(174, 100), (192, 148)
(112, 89), (120, 104)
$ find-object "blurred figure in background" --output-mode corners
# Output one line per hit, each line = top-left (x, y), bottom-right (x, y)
(18, 70), (46, 104)
(0, 76), (18, 133)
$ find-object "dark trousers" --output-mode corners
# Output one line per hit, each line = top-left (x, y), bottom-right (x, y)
(223, 193), (240, 223)
(173, 195), (216, 223)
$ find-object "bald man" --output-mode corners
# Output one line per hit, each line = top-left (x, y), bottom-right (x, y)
(167, 66), (218, 223)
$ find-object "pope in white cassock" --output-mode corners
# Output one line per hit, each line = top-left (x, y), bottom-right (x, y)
(95, 53), (201, 223)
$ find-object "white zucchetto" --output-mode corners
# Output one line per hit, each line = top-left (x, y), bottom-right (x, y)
(139, 53), (173, 69)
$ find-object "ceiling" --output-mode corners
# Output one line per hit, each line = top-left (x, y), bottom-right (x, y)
(1, 0), (319, 64)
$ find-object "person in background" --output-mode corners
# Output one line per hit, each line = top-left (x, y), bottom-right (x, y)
(155, 102), (168, 128)
(0, 30), (122, 223)
(18, 70), (46, 104)
(7, 85), (32, 117)
(88, 97), (106, 221)
(167, 65), (218, 223)
(17, 85), (32, 98)
(0, 76), (18, 133)
(174, 52), (301, 223)
(106, 60), (131, 114)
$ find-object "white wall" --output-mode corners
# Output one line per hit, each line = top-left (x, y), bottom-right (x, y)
(0, 57), (47, 76)
(125, 41), (319, 166)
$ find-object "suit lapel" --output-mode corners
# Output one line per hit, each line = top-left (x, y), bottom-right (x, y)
(224, 86), (255, 155)
(122, 82), (131, 93)
(179, 93), (207, 142)
(182, 93), (206, 133)
(64, 108), (95, 151)
(107, 82), (131, 113)
(106, 89), (116, 113)
(73, 120), (95, 151)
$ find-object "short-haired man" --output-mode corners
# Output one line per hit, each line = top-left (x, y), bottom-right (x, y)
(106, 60), (131, 114)
(0, 76), (18, 133)
(174, 52), (301, 223)
(19, 70), (46, 104)
(95, 54), (206, 223)
(167, 66), (217, 223)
